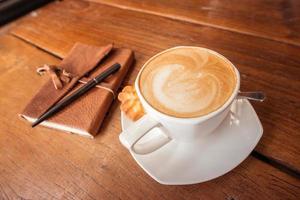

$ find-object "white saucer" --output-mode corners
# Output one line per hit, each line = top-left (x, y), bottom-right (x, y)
(121, 99), (263, 185)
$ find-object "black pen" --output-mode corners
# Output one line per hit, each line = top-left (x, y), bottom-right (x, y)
(32, 63), (121, 127)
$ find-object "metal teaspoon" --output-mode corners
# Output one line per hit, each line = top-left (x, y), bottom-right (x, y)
(237, 91), (266, 102)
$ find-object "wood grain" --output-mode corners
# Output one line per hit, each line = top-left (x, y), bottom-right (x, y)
(10, 0), (300, 171)
(0, 34), (299, 200)
(88, 0), (300, 46)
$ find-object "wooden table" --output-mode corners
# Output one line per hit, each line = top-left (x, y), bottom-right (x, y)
(0, 0), (299, 199)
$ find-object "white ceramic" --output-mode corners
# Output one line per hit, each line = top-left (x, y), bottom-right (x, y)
(119, 46), (240, 154)
(121, 99), (263, 185)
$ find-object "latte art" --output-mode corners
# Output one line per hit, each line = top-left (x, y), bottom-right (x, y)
(139, 47), (237, 118)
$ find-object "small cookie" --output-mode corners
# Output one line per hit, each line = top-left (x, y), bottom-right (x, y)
(118, 86), (145, 121)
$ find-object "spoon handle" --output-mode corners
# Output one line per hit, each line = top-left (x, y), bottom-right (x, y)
(237, 91), (266, 102)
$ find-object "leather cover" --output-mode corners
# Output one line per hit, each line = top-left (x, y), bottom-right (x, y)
(20, 44), (134, 138)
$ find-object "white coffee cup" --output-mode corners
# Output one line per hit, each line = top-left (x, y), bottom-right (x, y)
(119, 46), (240, 154)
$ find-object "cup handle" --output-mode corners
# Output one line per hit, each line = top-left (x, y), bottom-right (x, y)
(119, 114), (172, 154)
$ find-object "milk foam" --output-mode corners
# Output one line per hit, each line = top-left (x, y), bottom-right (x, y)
(139, 47), (236, 118)
(152, 64), (218, 113)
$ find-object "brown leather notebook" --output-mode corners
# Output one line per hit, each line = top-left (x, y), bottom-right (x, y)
(20, 43), (134, 138)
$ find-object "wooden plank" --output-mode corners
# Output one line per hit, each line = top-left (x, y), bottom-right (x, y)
(88, 0), (300, 46)
(10, 0), (300, 172)
(0, 19), (17, 35)
(0, 34), (299, 200)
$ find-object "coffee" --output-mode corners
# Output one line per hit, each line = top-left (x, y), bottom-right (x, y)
(139, 47), (237, 118)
